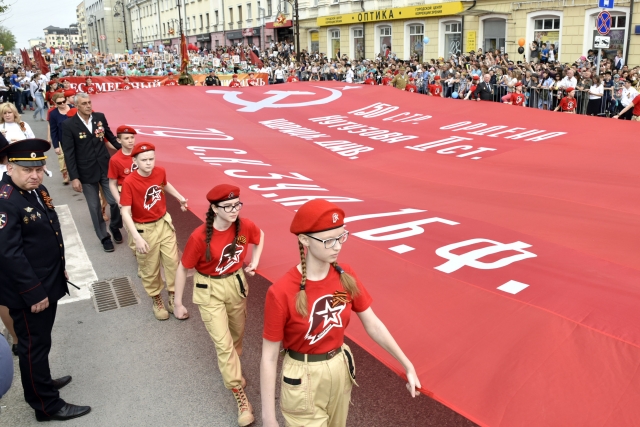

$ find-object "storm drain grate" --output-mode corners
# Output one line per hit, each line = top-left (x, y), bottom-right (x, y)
(90, 277), (140, 313)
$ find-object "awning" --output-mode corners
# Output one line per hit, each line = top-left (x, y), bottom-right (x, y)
(266, 20), (292, 29)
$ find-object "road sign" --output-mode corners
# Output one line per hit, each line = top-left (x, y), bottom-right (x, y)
(594, 35), (611, 49)
(598, 0), (614, 8)
(597, 10), (612, 35)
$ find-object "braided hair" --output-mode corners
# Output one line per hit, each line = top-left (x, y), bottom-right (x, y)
(295, 239), (360, 318)
(204, 205), (242, 262)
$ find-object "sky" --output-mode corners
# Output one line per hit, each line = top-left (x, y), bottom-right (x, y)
(2, 0), (82, 49)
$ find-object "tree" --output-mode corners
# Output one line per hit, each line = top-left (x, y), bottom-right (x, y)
(0, 26), (16, 52)
(0, 0), (8, 14)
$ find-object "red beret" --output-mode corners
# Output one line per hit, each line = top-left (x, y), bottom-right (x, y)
(168, 72), (173, 76)
(566, 87), (574, 93)
(515, 82), (522, 87)
(232, 74), (238, 78)
(434, 75), (441, 80)
(207, 184), (240, 203)
(63, 89), (76, 98)
(290, 199), (345, 235)
(60, 78), (68, 83)
(472, 75), (480, 80)
(409, 77), (415, 81)
(116, 125), (137, 135)
(131, 142), (155, 157)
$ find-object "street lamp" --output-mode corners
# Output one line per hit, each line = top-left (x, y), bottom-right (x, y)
(284, 0), (300, 61)
(113, 0), (130, 51)
(176, 0), (184, 37)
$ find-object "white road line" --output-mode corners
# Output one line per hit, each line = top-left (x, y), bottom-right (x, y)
(389, 244), (415, 254)
(57, 204), (98, 304)
(497, 280), (529, 295)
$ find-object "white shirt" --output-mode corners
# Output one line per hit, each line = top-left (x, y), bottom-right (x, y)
(621, 87), (639, 107)
(78, 113), (93, 133)
(1, 121), (35, 143)
(345, 69), (354, 83)
(559, 76), (577, 89)
(588, 84), (603, 100)
(274, 69), (284, 79)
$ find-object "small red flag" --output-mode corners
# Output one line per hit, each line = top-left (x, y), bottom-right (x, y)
(249, 50), (263, 68)
(180, 33), (189, 73)
(240, 48), (246, 62)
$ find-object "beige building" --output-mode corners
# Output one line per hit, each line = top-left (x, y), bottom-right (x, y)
(28, 38), (46, 48)
(85, 0), (130, 54)
(77, 1), (89, 49)
(43, 25), (81, 49)
(290, 0), (640, 66)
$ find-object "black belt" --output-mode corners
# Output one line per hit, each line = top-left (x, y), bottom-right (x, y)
(195, 271), (246, 297)
(287, 347), (342, 362)
(136, 213), (166, 225)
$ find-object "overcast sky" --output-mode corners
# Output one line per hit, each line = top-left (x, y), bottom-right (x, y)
(3, 0), (81, 48)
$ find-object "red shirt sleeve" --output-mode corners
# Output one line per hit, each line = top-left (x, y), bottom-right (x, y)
(633, 96), (640, 106)
(263, 286), (287, 342)
(242, 218), (261, 245)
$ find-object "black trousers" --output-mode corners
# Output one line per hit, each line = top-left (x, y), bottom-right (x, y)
(82, 175), (122, 241)
(10, 302), (66, 416)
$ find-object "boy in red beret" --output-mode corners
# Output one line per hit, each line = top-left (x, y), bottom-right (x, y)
(428, 75), (443, 97)
(286, 73), (299, 83)
(118, 76), (133, 91)
(381, 70), (393, 86)
(554, 87), (577, 113)
(164, 72), (178, 86)
(84, 77), (100, 95)
(247, 72), (258, 86)
(260, 199), (421, 427)
(173, 184), (264, 426)
(119, 142), (189, 320)
(405, 77), (418, 93)
(229, 74), (242, 88)
(108, 126), (137, 253)
(504, 82), (526, 106)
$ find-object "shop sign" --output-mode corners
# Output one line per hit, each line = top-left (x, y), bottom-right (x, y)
(317, 2), (464, 26)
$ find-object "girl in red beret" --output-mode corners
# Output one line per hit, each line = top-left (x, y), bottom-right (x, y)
(260, 199), (421, 427)
(173, 184), (264, 427)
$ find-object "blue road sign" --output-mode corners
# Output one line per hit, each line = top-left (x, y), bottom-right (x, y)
(597, 10), (612, 35)
(598, 0), (614, 8)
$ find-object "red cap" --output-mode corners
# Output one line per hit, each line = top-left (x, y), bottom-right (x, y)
(116, 125), (137, 135)
(515, 82), (523, 87)
(206, 184), (240, 203)
(63, 89), (76, 98)
(168, 72), (173, 76)
(232, 74), (238, 78)
(472, 75), (480, 80)
(60, 78), (68, 83)
(131, 142), (155, 157)
(566, 87), (574, 93)
(434, 75), (441, 80)
(409, 77), (415, 81)
(290, 199), (345, 235)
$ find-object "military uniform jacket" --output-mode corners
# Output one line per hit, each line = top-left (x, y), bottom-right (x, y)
(60, 112), (121, 184)
(0, 175), (68, 309)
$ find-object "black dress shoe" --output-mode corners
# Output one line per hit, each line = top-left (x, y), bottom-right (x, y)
(12, 343), (17, 355)
(102, 237), (115, 252)
(36, 403), (91, 422)
(111, 228), (123, 244)
(51, 376), (72, 390)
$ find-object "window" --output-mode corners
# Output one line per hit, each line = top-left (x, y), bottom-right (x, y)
(534, 17), (560, 57)
(200, 15), (203, 28)
(309, 30), (319, 53)
(379, 26), (391, 56)
(163, 23), (166, 34)
(206, 13), (209, 28)
(215, 10), (219, 25)
(353, 28), (364, 59)
(238, 6), (242, 23)
(267, 0), (272, 16)
(409, 24), (424, 62)
(229, 8), (233, 27)
(443, 21), (460, 58)
(284, 1), (288, 13)
(247, 3), (252, 19)
(192, 16), (196, 31)
(330, 29), (340, 58)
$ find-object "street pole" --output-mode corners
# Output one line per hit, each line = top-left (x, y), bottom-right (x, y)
(295, 0), (300, 61)
(177, 0), (184, 37)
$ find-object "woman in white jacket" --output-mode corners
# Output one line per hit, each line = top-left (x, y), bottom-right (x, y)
(29, 73), (47, 121)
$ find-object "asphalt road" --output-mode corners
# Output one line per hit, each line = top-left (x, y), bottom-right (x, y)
(0, 114), (478, 427)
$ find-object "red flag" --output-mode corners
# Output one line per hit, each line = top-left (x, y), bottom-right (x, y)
(240, 48), (246, 62)
(20, 49), (27, 67)
(23, 49), (31, 68)
(180, 33), (189, 73)
(249, 50), (263, 68)
(33, 48), (48, 74)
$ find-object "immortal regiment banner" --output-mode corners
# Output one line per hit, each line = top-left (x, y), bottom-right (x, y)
(62, 74), (269, 92)
(95, 82), (640, 427)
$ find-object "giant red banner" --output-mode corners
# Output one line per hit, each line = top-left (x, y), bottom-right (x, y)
(95, 83), (640, 427)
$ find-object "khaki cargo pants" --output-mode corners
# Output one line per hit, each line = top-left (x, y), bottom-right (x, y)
(192, 270), (248, 390)
(134, 213), (179, 296)
(280, 344), (356, 427)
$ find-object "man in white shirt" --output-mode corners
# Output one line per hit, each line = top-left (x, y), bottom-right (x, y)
(618, 79), (638, 119)
(345, 64), (354, 83)
(558, 69), (577, 90)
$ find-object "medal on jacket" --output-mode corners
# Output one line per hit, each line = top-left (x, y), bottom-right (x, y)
(23, 216), (29, 224)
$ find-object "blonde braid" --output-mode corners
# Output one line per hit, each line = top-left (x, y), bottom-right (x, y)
(332, 262), (360, 298)
(295, 241), (309, 317)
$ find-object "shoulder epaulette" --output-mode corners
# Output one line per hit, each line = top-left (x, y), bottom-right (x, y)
(0, 184), (13, 199)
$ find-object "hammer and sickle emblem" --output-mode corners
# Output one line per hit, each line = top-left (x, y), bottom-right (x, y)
(206, 87), (343, 112)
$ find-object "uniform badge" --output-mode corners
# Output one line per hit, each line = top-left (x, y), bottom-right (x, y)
(36, 212), (41, 218)
(79, 132), (87, 139)
(30, 214), (37, 221)
(24, 206), (34, 213)
(23, 216), (29, 224)
(0, 184), (13, 199)
(0, 212), (6, 229)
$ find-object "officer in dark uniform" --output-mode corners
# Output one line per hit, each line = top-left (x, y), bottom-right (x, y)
(204, 70), (221, 86)
(0, 139), (91, 422)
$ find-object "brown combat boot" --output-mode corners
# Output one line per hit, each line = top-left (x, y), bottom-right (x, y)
(151, 295), (169, 320)
(167, 291), (175, 314)
(231, 385), (254, 426)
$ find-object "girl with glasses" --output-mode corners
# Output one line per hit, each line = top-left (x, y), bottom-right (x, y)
(260, 199), (421, 427)
(173, 184), (264, 427)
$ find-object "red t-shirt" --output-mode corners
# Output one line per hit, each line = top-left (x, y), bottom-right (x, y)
(510, 92), (526, 106)
(247, 78), (258, 86)
(121, 83), (133, 90)
(228, 80), (242, 88)
(287, 76), (298, 83)
(107, 149), (136, 186)
(120, 167), (168, 223)
(559, 97), (576, 111)
(85, 85), (99, 94)
(632, 95), (640, 116)
(263, 264), (373, 354)
(405, 84), (417, 93)
(381, 77), (392, 86)
(429, 84), (442, 96)
(164, 80), (177, 86)
(364, 78), (376, 85)
(182, 218), (261, 276)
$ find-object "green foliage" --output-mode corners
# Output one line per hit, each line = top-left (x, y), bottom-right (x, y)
(0, 26), (16, 52)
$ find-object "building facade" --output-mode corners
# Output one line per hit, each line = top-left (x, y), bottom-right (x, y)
(85, 0), (130, 54)
(43, 25), (81, 49)
(77, 1), (89, 49)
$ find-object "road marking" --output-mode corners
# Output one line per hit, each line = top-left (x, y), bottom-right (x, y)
(497, 280), (529, 295)
(57, 204), (97, 304)
(389, 244), (415, 254)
